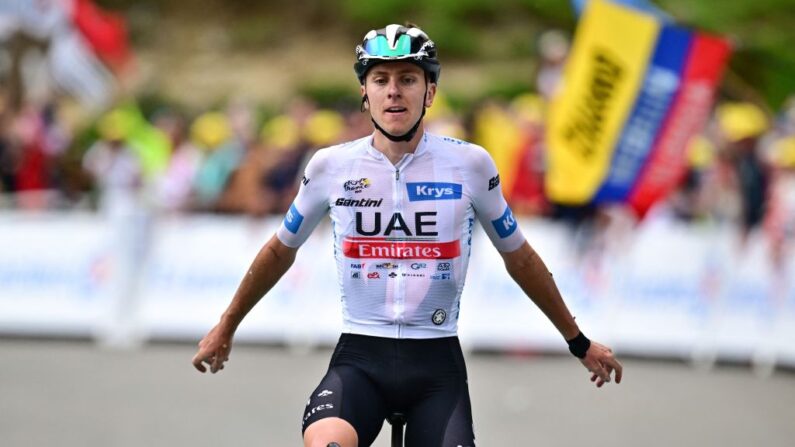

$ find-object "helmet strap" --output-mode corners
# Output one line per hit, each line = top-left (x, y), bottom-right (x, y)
(371, 107), (425, 142)
(368, 84), (428, 143)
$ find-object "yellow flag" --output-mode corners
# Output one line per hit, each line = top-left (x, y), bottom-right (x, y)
(546, 0), (659, 204)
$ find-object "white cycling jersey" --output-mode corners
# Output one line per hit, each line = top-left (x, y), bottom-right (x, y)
(277, 132), (526, 338)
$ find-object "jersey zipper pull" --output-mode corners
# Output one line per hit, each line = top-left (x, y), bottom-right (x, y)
(395, 168), (400, 181)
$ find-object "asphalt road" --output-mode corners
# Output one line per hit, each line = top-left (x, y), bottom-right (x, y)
(1, 340), (793, 446)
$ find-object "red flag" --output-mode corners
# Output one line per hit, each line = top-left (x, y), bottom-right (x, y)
(70, 0), (132, 72)
(628, 34), (731, 216)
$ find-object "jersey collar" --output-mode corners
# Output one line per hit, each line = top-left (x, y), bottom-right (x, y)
(366, 132), (429, 160)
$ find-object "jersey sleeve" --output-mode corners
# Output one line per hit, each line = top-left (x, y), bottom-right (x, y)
(468, 145), (526, 253)
(276, 149), (331, 248)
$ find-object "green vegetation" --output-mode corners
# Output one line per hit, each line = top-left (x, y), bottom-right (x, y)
(99, 0), (795, 108)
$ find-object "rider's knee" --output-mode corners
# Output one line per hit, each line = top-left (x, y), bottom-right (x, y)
(303, 417), (357, 447)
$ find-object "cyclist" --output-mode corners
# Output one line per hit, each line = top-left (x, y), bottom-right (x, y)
(192, 24), (623, 447)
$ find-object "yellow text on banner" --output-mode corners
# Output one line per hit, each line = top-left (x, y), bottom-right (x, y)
(546, 0), (660, 204)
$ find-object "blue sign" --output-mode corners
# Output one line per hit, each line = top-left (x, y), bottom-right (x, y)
(407, 182), (463, 201)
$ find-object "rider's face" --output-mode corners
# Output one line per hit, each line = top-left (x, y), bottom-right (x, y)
(361, 62), (436, 136)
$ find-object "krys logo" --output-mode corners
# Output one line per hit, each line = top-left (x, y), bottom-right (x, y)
(344, 178), (371, 193)
(407, 182), (462, 202)
(284, 204), (304, 234)
(491, 206), (517, 239)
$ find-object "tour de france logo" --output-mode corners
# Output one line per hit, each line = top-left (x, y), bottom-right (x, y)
(344, 178), (371, 193)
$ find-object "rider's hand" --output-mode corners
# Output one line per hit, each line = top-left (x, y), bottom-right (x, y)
(579, 341), (623, 388)
(192, 324), (233, 374)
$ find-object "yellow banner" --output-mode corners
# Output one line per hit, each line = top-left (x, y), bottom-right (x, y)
(546, 0), (660, 204)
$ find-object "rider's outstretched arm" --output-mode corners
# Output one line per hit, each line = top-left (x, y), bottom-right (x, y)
(192, 235), (297, 373)
(193, 147), (331, 374)
(499, 241), (623, 387)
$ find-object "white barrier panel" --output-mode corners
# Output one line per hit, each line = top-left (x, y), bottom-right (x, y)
(136, 215), (342, 344)
(0, 212), (114, 336)
(0, 212), (793, 367)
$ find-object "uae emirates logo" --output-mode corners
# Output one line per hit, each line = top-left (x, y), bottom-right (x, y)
(342, 237), (460, 259)
(432, 309), (447, 325)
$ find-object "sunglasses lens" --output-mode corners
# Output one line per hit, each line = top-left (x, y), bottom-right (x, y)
(363, 35), (412, 57)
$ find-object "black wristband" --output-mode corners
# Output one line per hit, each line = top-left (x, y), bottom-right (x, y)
(567, 331), (591, 359)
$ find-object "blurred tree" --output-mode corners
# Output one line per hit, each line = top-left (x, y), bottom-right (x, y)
(92, 0), (795, 106)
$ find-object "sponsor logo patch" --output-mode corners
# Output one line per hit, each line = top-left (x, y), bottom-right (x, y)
(350, 263), (364, 269)
(317, 390), (333, 397)
(335, 197), (383, 207)
(356, 211), (437, 237)
(410, 262), (427, 270)
(431, 273), (452, 280)
(407, 182), (462, 201)
(388, 272), (397, 278)
(488, 174), (500, 191)
(442, 136), (467, 145)
(344, 178), (371, 193)
(437, 262), (451, 271)
(303, 403), (334, 424)
(432, 309), (447, 325)
(375, 262), (399, 270)
(367, 272), (380, 279)
(343, 238), (461, 259)
(491, 206), (517, 239)
(351, 272), (361, 279)
(284, 203), (304, 234)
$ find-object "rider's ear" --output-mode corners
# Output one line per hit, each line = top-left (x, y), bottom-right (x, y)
(361, 94), (369, 113)
(424, 84), (436, 108)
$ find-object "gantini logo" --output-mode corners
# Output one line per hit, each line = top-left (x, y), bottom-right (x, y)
(407, 182), (462, 201)
(335, 197), (382, 207)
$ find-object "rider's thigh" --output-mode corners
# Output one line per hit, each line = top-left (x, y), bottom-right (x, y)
(404, 378), (475, 447)
(302, 365), (388, 446)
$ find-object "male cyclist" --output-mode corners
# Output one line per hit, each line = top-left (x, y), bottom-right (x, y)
(192, 24), (623, 447)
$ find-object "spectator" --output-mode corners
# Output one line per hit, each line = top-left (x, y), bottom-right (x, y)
(191, 112), (244, 211)
(535, 30), (569, 101)
(715, 102), (771, 239)
(83, 111), (143, 217)
(152, 109), (202, 213)
(668, 135), (716, 222)
(508, 93), (549, 216)
(764, 128), (795, 272)
(258, 113), (306, 214)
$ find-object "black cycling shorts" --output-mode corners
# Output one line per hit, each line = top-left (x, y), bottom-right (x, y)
(301, 333), (476, 447)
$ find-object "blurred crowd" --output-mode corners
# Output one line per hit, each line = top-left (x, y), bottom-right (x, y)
(1, 28), (794, 260)
(2, 89), (794, 224)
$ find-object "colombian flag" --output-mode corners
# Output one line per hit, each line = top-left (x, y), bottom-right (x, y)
(546, 0), (731, 216)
